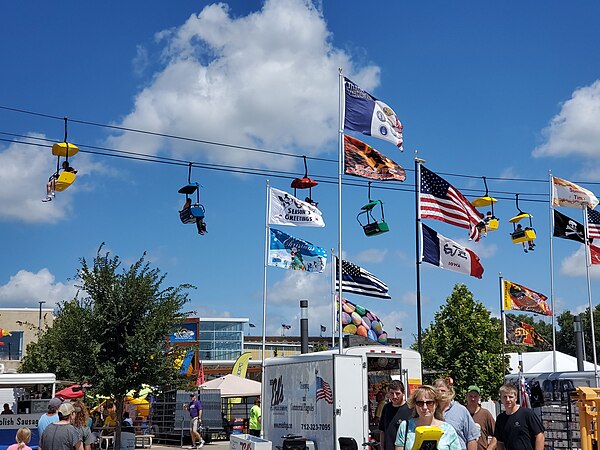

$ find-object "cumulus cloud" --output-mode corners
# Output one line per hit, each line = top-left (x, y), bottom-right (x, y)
(560, 246), (600, 278)
(109, 0), (380, 169)
(0, 136), (111, 223)
(533, 80), (600, 160)
(0, 269), (78, 308)
(269, 270), (329, 306)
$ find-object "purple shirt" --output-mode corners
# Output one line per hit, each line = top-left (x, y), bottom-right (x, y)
(189, 399), (202, 418)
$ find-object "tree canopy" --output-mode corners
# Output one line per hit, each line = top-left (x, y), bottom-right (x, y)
(416, 283), (507, 400)
(20, 246), (191, 399)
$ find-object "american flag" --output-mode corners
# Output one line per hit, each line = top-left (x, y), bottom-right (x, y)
(420, 166), (483, 241)
(316, 376), (333, 404)
(587, 207), (600, 240)
(334, 257), (391, 299)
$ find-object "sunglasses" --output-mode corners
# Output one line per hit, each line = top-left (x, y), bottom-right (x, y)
(415, 400), (435, 408)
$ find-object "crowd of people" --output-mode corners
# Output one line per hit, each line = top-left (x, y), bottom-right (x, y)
(6, 397), (140, 450)
(375, 379), (544, 450)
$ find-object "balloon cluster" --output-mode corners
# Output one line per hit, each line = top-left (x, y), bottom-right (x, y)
(340, 298), (388, 344)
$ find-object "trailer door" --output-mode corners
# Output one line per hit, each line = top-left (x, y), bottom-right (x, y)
(334, 355), (365, 448)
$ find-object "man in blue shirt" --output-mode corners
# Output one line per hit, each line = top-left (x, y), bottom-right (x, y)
(38, 397), (62, 437)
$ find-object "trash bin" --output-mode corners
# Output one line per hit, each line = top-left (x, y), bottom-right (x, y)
(230, 434), (272, 450)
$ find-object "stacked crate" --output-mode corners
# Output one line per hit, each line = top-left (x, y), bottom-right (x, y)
(540, 400), (581, 450)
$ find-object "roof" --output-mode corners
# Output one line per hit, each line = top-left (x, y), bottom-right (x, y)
(199, 374), (260, 397)
(0, 373), (56, 386)
(508, 351), (599, 373)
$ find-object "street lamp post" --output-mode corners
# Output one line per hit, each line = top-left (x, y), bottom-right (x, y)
(38, 301), (46, 338)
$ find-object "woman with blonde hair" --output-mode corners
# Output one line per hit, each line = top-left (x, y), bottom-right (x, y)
(7, 427), (32, 450)
(72, 400), (95, 450)
(395, 385), (461, 450)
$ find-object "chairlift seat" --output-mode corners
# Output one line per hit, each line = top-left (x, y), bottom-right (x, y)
(52, 142), (79, 157)
(511, 228), (536, 244)
(178, 183), (199, 195)
(179, 205), (205, 224)
(485, 218), (499, 232)
(363, 221), (389, 237)
(54, 171), (76, 192)
(472, 196), (497, 208)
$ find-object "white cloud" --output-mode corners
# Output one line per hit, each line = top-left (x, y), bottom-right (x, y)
(109, 0), (380, 169)
(533, 80), (600, 159)
(0, 269), (78, 308)
(0, 136), (109, 223)
(269, 270), (329, 306)
(560, 246), (600, 278)
(454, 237), (498, 259)
(354, 248), (388, 264)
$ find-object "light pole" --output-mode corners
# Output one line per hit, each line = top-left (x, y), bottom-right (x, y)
(38, 301), (46, 338)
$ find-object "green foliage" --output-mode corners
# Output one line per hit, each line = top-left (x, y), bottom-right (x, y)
(20, 246), (191, 399)
(416, 284), (507, 401)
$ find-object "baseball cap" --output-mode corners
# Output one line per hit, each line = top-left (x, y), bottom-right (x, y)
(58, 402), (74, 417)
(48, 397), (63, 411)
(467, 385), (481, 394)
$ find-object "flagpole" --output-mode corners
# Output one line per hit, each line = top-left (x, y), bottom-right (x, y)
(500, 273), (506, 352)
(414, 155), (425, 356)
(583, 205), (599, 387)
(330, 247), (335, 348)
(261, 179), (270, 406)
(337, 68), (345, 354)
(548, 171), (557, 372)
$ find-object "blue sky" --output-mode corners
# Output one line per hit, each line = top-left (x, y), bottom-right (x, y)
(2, 0), (600, 345)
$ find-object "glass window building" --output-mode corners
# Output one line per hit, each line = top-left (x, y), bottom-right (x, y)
(199, 318), (248, 361)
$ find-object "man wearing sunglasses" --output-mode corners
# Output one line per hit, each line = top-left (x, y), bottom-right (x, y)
(378, 380), (412, 450)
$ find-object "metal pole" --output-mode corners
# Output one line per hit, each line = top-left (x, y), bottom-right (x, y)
(300, 300), (309, 354)
(548, 171), (558, 371)
(574, 315), (585, 372)
(583, 205), (599, 387)
(261, 179), (270, 416)
(337, 69), (345, 354)
(414, 157), (425, 356)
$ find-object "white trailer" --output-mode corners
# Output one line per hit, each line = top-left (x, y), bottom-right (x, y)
(263, 346), (422, 450)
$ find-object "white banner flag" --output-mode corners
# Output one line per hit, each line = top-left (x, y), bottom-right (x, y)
(269, 188), (325, 227)
(552, 176), (599, 209)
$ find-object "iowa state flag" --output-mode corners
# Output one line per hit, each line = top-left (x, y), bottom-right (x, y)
(421, 223), (484, 279)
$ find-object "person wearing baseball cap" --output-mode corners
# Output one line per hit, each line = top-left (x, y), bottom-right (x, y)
(40, 402), (83, 450)
(465, 386), (496, 450)
(38, 398), (63, 438)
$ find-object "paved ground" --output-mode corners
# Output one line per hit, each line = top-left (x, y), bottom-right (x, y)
(151, 441), (231, 450)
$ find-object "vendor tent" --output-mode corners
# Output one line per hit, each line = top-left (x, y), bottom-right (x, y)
(199, 374), (260, 398)
(508, 351), (600, 373)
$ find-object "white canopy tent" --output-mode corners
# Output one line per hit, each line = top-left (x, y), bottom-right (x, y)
(508, 351), (600, 373)
(199, 374), (261, 398)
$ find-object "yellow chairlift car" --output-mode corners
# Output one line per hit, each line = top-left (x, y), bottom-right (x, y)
(509, 194), (536, 252)
(471, 176), (499, 233)
(47, 120), (79, 196)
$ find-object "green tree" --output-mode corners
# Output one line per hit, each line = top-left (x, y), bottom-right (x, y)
(20, 247), (191, 447)
(416, 284), (507, 401)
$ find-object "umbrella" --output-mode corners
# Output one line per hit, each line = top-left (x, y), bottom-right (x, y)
(198, 374), (261, 398)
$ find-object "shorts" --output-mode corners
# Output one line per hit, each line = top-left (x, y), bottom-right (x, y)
(191, 417), (201, 433)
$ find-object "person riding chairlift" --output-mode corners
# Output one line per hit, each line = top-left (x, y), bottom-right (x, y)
(43, 161), (77, 202)
(183, 197), (207, 235)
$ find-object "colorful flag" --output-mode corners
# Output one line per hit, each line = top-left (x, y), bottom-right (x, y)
(552, 176), (599, 209)
(334, 257), (391, 299)
(315, 376), (333, 404)
(268, 228), (327, 272)
(420, 166), (484, 241)
(553, 210), (586, 244)
(519, 375), (530, 408)
(591, 244), (600, 265)
(344, 135), (406, 181)
(344, 77), (403, 150)
(505, 315), (551, 349)
(587, 207), (600, 240)
(421, 224), (484, 279)
(195, 360), (205, 387)
(503, 280), (551, 316)
(269, 188), (325, 227)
